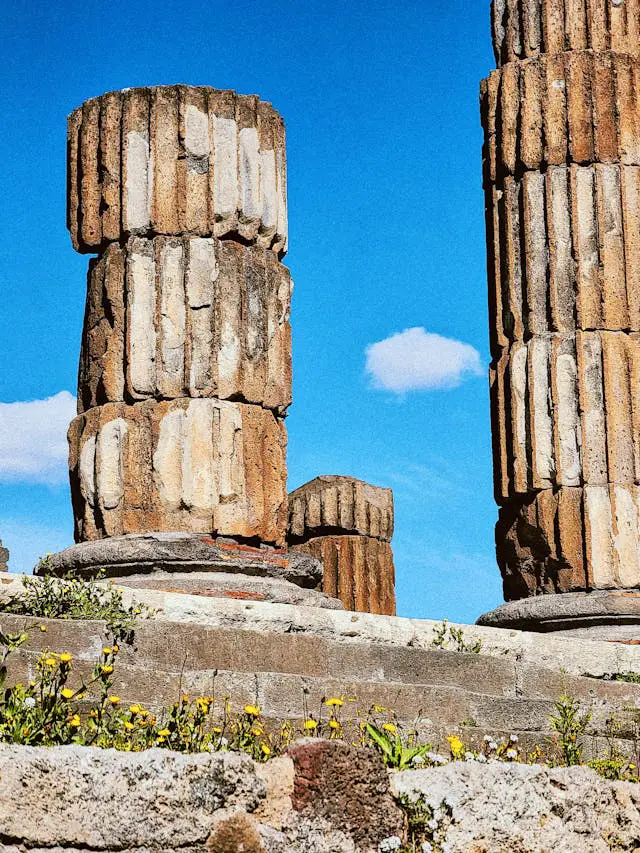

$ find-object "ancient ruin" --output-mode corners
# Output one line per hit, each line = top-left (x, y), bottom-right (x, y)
(479, 1), (640, 635)
(0, 539), (7, 573)
(39, 85), (393, 614)
(287, 476), (396, 614)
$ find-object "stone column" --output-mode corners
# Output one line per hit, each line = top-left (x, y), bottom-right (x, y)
(479, 3), (640, 636)
(288, 476), (396, 615)
(43, 86), (339, 608)
(0, 539), (8, 573)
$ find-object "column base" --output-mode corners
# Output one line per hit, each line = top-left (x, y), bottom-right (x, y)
(39, 533), (343, 610)
(477, 591), (640, 640)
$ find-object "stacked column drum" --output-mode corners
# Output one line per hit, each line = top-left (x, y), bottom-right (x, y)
(66, 87), (290, 548)
(288, 476), (396, 615)
(484, 2), (640, 604)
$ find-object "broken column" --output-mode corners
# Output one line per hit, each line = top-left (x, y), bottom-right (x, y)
(288, 477), (396, 615)
(479, 3), (640, 635)
(42, 86), (339, 608)
(0, 539), (8, 573)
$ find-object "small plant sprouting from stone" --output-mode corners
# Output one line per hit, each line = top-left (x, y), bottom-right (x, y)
(392, 796), (453, 853)
(549, 694), (591, 766)
(365, 720), (433, 770)
(431, 620), (482, 654)
(1, 563), (152, 644)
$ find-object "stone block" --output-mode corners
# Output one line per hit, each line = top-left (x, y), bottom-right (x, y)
(487, 164), (640, 356)
(68, 398), (287, 545)
(287, 475), (394, 542)
(0, 539), (7, 572)
(290, 535), (396, 616)
(496, 484), (640, 599)
(67, 86), (288, 255)
(491, 0), (640, 65)
(491, 332), (640, 502)
(482, 52), (640, 186)
(78, 237), (292, 415)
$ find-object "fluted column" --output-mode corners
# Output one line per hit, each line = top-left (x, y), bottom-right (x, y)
(480, 2), (640, 636)
(41, 86), (339, 607)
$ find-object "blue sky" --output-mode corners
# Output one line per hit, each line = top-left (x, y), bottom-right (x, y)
(0, 0), (503, 623)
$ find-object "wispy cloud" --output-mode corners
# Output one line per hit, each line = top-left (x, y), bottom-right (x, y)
(0, 391), (76, 484)
(365, 327), (483, 393)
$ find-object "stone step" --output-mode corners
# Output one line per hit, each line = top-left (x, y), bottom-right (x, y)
(3, 613), (640, 749)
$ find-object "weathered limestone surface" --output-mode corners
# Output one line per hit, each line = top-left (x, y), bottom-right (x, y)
(68, 398), (287, 545)
(0, 539), (7, 572)
(288, 476), (393, 542)
(491, 0), (640, 65)
(68, 86), (288, 255)
(4, 739), (640, 851)
(291, 536), (396, 616)
(78, 236), (292, 415)
(483, 52), (640, 184)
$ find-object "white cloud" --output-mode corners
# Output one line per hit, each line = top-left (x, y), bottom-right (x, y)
(0, 391), (76, 484)
(365, 327), (483, 393)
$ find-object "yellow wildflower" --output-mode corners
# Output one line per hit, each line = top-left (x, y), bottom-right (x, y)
(325, 697), (343, 707)
(124, 721), (135, 731)
(157, 736), (166, 743)
(112, 644), (119, 655)
(261, 743), (272, 756)
(244, 705), (260, 717)
(102, 647), (113, 656)
(69, 714), (81, 728)
(382, 723), (397, 734)
(373, 705), (387, 713)
(129, 705), (142, 715)
(303, 719), (318, 730)
(101, 665), (114, 675)
(60, 688), (74, 700)
(89, 709), (98, 719)
(158, 728), (171, 737)
(447, 734), (465, 760)
(329, 720), (341, 730)
(44, 657), (56, 668)
(59, 653), (72, 663)
(108, 696), (120, 705)
(213, 726), (222, 734)
(181, 694), (189, 703)
(39, 625), (47, 633)
(251, 726), (263, 737)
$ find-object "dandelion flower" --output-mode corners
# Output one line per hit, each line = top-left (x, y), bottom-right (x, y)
(382, 723), (397, 734)
(61, 688), (74, 699)
(244, 705), (260, 717)
(325, 697), (343, 707)
(59, 653), (72, 663)
(44, 658), (56, 668)
(102, 647), (113, 656)
(129, 705), (142, 715)
(39, 625), (47, 633)
(261, 743), (272, 756)
(101, 665), (114, 675)
(158, 728), (171, 737)
(329, 720), (341, 730)
(69, 714), (81, 728)
(108, 696), (120, 705)
(124, 721), (135, 731)
(303, 719), (317, 730)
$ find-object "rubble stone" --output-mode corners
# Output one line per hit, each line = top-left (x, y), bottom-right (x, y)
(78, 236), (292, 415)
(290, 535), (395, 616)
(491, 0), (640, 65)
(67, 86), (288, 255)
(68, 398), (287, 545)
